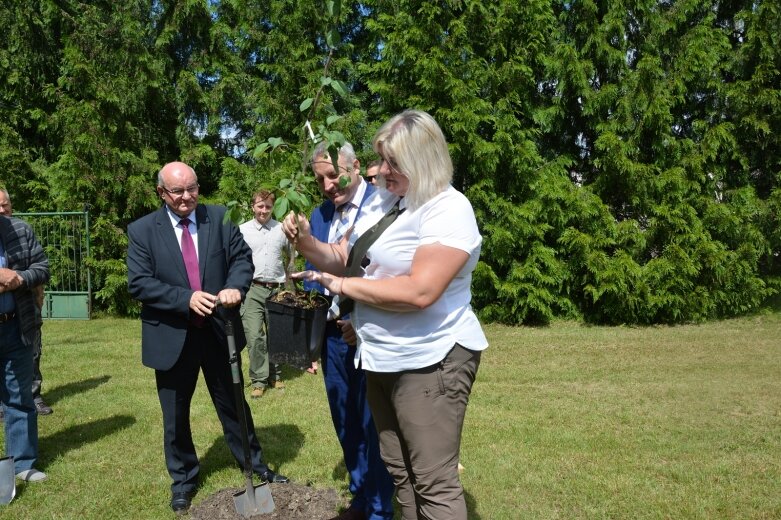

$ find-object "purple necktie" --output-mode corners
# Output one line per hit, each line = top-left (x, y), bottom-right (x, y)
(179, 218), (201, 291)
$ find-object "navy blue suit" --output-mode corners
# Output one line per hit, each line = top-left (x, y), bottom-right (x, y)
(127, 204), (272, 494)
(304, 185), (395, 519)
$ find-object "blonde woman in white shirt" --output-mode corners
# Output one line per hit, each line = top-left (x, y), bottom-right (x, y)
(285, 109), (487, 520)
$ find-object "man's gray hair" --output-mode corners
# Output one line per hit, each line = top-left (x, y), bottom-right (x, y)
(311, 141), (356, 169)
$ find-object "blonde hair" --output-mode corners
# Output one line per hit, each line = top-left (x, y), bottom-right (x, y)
(372, 110), (452, 211)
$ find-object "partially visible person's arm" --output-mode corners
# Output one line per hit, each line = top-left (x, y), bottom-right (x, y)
(0, 222), (49, 292)
(282, 211), (350, 275)
(220, 212), (253, 308)
(295, 242), (469, 312)
(33, 285), (44, 309)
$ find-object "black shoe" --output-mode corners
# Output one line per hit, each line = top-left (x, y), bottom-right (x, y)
(259, 469), (289, 484)
(329, 507), (368, 520)
(35, 398), (53, 415)
(170, 491), (193, 514)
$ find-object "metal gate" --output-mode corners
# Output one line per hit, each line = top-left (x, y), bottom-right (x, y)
(15, 211), (91, 319)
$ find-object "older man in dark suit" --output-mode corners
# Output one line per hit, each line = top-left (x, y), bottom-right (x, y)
(0, 212), (49, 483)
(126, 161), (288, 514)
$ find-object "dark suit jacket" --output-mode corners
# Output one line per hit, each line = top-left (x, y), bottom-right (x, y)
(126, 204), (253, 371)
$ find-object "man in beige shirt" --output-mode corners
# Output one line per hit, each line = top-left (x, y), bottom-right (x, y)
(239, 189), (291, 398)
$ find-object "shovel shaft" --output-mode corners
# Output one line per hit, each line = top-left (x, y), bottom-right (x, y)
(219, 306), (275, 517)
(225, 319), (255, 478)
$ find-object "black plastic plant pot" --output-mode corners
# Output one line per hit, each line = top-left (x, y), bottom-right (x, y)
(266, 296), (328, 370)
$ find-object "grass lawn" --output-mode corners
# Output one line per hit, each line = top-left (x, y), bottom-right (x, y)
(1, 313), (780, 519)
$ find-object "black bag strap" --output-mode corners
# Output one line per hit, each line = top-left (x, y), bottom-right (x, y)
(338, 199), (404, 316)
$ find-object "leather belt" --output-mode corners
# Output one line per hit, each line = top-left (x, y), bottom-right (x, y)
(252, 280), (283, 288)
(0, 312), (16, 323)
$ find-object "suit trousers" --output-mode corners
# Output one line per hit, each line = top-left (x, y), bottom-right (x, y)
(366, 343), (481, 520)
(155, 324), (268, 493)
(322, 321), (395, 519)
(240, 284), (280, 387)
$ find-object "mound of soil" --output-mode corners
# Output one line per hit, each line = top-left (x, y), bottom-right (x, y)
(189, 482), (348, 520)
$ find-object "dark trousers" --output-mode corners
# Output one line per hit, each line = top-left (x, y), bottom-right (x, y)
(155, 326), (268, 493)
(322, 321), (395, 519)
(366, 344), (481, 520)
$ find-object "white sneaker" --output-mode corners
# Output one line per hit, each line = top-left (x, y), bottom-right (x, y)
(15, 469), (47, 482)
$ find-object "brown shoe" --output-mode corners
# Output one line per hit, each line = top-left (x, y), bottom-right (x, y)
(250, 387), (265, 399)
(271, 380), (285, 390)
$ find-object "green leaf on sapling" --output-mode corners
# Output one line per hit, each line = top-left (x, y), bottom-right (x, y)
(273, 197), (290, 220)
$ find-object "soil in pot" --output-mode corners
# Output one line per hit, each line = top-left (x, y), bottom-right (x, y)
(266, 290), (328, 371)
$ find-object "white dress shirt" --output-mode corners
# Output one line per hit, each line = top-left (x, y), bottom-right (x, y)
(165, 207), (199, 258)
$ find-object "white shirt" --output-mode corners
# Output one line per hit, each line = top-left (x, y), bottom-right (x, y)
(165, 207), (199, 258)
(351, 186), (488, 372)
(239, 218), (289, 283)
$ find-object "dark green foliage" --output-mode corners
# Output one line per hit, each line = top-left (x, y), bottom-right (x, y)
(0, 0), (778, 324)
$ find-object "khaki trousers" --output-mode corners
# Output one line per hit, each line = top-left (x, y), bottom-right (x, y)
(240, 284), (280, 387)
(366, 344), (481, 520)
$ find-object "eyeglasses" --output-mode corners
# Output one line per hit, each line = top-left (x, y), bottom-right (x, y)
(161, 184), (199, 198)
(380, 157), (403, 175)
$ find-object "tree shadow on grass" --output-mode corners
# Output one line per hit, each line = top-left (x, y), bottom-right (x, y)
(42, 375), (111, 406)
(39, 415), (136, 466)
(12, 415), (134, 500)
(330, 458), (348, 484)
(277, 363), (317, 384)
(199, 424), (305, 482)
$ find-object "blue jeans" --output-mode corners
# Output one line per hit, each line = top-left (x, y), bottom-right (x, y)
(0, 318), (38, 474)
